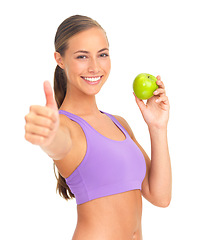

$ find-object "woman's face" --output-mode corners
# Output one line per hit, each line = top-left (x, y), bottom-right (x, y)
(56, 27), (111, 96)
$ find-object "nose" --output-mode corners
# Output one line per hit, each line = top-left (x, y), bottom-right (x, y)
(88, 57), (100, 74)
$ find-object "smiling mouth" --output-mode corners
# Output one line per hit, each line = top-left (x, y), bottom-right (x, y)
(81, 76), (103, 82)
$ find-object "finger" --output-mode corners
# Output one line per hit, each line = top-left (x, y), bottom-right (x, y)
(25, 113), (55, 130)
(29, 105), (57, 122)
(156, 75), (161, 81)
(25, 132), (45, 145)
(44, 81), (58, 110)
(156, 80), (165, 89)
(25, 123), (52, 138)
(155, 95), (169, 104)
(133, 92), (146, 112)
(153, 88), (166, 96)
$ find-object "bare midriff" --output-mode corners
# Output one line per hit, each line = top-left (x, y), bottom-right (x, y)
(72, 189), (143, 240)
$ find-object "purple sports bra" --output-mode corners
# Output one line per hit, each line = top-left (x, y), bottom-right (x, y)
(59, 110), (146, 205)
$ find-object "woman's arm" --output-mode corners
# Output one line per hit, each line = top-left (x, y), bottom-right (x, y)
(115, 75), (172, 207)
(134, 75), (172, 207)
(146, 126), (171, 207)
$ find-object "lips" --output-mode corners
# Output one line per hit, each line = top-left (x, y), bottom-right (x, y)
(81, 76), (103, 85)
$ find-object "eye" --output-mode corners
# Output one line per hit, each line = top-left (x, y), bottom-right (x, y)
(99, 53), (109, 57)
(76, 55), (87, 59)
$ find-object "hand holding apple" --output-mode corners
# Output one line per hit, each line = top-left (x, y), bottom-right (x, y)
(133, 75), (170, 129)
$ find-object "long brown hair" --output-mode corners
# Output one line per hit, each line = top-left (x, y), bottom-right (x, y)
(53, 15), (105, 201)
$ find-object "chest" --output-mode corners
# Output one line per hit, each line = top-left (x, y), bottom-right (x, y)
(82, 115), (126, 141)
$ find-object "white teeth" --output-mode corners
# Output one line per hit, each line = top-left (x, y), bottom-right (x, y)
(82, 76), (101, 82)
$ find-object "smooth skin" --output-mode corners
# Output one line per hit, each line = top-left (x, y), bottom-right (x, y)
(24, 27), (171, 240)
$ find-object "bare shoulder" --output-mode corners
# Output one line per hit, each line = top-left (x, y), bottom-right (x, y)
(59, 112), (86, 142)
(59, 112), (78, 134)
(112, 115), (134, 139)
(59, 112), (72, 127)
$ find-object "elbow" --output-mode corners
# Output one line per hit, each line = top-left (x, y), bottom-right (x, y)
(142, 186), (172, 208)
(155, 196), (171, 208)
(148, 193), (171, 208)
(158, 200), (171, 208)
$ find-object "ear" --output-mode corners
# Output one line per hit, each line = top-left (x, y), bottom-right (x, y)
(54, 52), (64, 69)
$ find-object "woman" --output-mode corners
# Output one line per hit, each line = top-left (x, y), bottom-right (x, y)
(24, 15), (172, 240)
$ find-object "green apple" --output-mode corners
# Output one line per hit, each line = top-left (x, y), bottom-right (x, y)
(133, 73), (158, 100)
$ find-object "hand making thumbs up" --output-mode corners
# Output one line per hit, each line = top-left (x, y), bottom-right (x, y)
(24, 81), (59, 147)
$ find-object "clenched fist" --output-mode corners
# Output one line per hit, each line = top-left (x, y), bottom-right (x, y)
(25, 81), (59, 147)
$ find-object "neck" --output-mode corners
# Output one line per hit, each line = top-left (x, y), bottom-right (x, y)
(60, 85), (100, 116)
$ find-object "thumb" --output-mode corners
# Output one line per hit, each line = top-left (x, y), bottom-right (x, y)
(133, 92), (146, 113)
(43, 81), (58, 110)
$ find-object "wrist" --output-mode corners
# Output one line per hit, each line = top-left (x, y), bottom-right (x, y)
(148, 125), (168, 137)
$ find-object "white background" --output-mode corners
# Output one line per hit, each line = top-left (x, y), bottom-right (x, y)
(1, 0), (208, 239)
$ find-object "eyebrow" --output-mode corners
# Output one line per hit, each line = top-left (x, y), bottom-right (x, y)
(74, 48), (109, 54)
